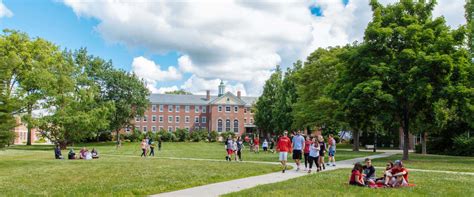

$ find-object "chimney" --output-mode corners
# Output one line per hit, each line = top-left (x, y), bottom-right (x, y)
(206, 90), (210, 100)
(237, 91), (241, 99)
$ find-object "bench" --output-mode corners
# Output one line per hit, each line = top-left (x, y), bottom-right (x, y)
(365, 145), (375, 150)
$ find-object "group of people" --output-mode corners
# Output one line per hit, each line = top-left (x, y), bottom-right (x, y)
(140, 137), (161, 157)
(54, 145), (99, 160)
(244, 135), (275, 153)
(276, 130), (336, 173)
(350, 158), (409, 188)
(225, 136), (245, 161)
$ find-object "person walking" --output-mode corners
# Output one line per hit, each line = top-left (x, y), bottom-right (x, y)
(140, 139), (147, 157)
(277, 131), (292, 173)
(236, 136), (244, 161)
(308, 137), (320, 173)
(158, 138), (162, 151)
(292, 130), (305, 171)
(269, 137), (275, 153)
(327, 134), (337, 166)
(303, 135), (311, 171)
(253, 136), (260, 153)
(318, 135), (327, 170)
(262, 139), (269, 153)
(225, 136), (234, 161)
(149, 141), (155, 156)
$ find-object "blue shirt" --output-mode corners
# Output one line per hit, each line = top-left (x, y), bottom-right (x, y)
(292, 134), (305, 150)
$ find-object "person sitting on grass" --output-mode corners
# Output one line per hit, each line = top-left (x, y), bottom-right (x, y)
(68, 148), (76, 160)
(54, 145), (63, 159)
(79, 147), (87, 159)
(376, 161), (393, 184)
(363, 158), (376, 185)
(84, 149), (93, 160)
(349, 162), (365, 186)
(385, 160), (409, 187)
(91, 148), (99, 159)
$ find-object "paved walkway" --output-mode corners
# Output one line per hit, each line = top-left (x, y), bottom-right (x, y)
(151, 152), (397, 197)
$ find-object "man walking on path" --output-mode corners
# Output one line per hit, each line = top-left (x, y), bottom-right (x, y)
(277, 131), (292, 173)
(292, 130), (305, 171)
(327, 134), (336, 166)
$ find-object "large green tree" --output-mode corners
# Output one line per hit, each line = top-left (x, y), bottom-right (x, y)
(254, 66), (282, 135)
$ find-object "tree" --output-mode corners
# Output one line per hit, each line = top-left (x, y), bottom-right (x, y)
(254, 66), (282, 135)
(350, 0), (471, 159)
(274, 61), (300, 132)
(466, 0), (474, 58)
(165, 89), (192, 95)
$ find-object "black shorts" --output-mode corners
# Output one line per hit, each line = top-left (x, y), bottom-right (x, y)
(319, 151), (325, 157)
(292, 150), (302, 160)
(263, 147), (268, 151)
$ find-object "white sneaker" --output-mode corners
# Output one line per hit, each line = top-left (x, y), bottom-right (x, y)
(304, 168), (308, 171)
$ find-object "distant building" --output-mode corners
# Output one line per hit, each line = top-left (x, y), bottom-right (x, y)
(131, 81), (257, 135)
(12, 116), (50, 144)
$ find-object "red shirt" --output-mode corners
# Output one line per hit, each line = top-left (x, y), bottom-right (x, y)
(349, 170), (363, 183)
(304, 140), (311, 153)
(277, 136), (292, 152)
(391, 167), (409, 182)
(253, 138), (260, 145)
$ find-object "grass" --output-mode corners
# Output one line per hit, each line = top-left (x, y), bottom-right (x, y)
(61, 142), (378, 162)
(0, 149), (281, 196)
(223, 168), (474, 197)
(371, 153), (474, 172)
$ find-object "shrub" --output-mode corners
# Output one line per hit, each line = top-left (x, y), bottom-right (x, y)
(124, 129), (142, 142)
(220, 131), (236, 140)
(415, 144), (422, 154)
(451, 134), (474, 156)
(209, 130), (218, 142)
(175, 128), (190, 142)
(190, 131), (202, 142)
(158, 129), (176, 142)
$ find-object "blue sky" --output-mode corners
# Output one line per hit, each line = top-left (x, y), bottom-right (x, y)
(0, 0), (465, 96)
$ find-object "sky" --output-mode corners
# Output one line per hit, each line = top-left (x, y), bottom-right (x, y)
(0, 0), (467, 96)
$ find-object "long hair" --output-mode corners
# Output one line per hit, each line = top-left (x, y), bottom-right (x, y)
(352, 162), (363, 172)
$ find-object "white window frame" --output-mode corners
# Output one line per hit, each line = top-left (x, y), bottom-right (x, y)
(176, 105), (180, 112)
(175, 116), (180, 123)
(225, 105), (231, 113)
(159, 115), (163, 123)
(234, 106), (238, 113)
(152, 115), (156, 122)
(185, 116), (190, 123)
(185, 105), (190, 113)
(233, 119), (239, 133)
(202, 117), (207, 123)
(194, 116), (199, 123)
(225, 119), (231, 131)
(168, 116), (173, 123)
(168, 105), (173, 112)
(143, 126), (147, 132)
(195, 105), (199, 113)
(152, 105), (157, 112)
(152, 126), (157, 132)
(218, 119), (223, 132)
(244, 108), (247, 113)
(143, 115), (148, 122)
(135, 116), (140, 122)
(244, 118), (247, 124)
(168, 126), (173, 132)
(218, 105), (222, 112)
(202, 106), (206, 113)
(159, 105), (163, 112)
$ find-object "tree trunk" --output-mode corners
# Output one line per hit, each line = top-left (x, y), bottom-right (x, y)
(421, 132), (427, 155)
(116, 129), (120, 148)
(353, 130), (360, 151)
(26, 105), (32, 146)
(402, 106), (410, 160)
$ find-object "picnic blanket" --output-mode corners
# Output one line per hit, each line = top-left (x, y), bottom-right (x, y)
(368, 182), (416, 188)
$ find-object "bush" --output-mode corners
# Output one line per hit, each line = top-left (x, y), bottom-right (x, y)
(158, 129), (176, 142)
(220, 131), (236, 140)
(451, 134), (474, 156)
(415, 144), (422, 154)
(175, 128), (190, 142)
(124, 129), (142, 142)
(190, 129), (208, 142)
(209, 130), (218, 142)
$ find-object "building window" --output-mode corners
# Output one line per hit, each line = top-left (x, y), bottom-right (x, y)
(244, 108), (247, 113)
(195, 116), (199, 123)
(225, 106), (231, 112)
(168, 105), (173, 112)
(234, 106), (238, 113)
(250, 108), (253, 114)
(202, 117), (207, 123)
(185, 105), (190, 112)
(143, 126), (147, 132)
(234, 120), (239, 133)
(225, 119), (231, 131)
(250, 118), (254, 124)
(159, 115), (163, 123)
(176, 105), (180, 112)
(168, 116), (173, 123)
(135, 116), (140, 122)
(218, 105), (222, 112)
(143, 115), (148, 122)
(195, 105), (199, 113)
(152, 115), (156, 122)
(176, 116), (180, 123)
(125, 127), (131, 132)
(202, 106), (206, 113)
(152, 126), (157, 132)
(185, 116), (190, 123)
(218, 119), (223, 132)
(152, 105), (157, 112)
(168, 126), (173, 132)
(244, 118), (247, 124)
(159, 105), (163, 112)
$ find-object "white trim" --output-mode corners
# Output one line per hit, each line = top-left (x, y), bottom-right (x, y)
(152, 104), (157, 112)
(168, 116), (173, 123)
(159, 115), (163, 123)
(175, 116), (180, 123)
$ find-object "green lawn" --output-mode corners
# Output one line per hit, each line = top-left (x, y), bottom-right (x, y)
(371, 153), (474, 172)
(0, 149), (280, 196)
(224, 168), (474, 197)
(63, 142), (379, 162)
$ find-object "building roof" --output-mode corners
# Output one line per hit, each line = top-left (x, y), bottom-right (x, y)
(148, 93), (258, 106)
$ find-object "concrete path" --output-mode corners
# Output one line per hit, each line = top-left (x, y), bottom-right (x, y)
(151, 152), (397, 197)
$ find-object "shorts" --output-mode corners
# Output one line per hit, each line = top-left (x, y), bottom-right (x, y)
(319, 151), (325, 157)
(263, 147), (268, 151)
(227, 149), (234, 155)
(279, 152), (288, 161)
(292, 150), (302, 160)
(390, 177), (408, 186)
(329, 148), (335, 157)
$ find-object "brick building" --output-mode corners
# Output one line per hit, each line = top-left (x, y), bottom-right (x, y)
(132, 82), (257, 135)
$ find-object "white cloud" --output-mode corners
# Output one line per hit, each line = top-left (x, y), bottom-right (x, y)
(131, 56), (182, 93)
(64, 0), (466, 96)
(180, 75), (247, 96)
(156, 86), (179, 94)
(0, 0), (13, 18)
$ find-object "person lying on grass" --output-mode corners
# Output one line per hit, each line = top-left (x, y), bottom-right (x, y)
(384, 160), (409, 187)
(349, 162), (365, 186)
(363, 158), (376, 185)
